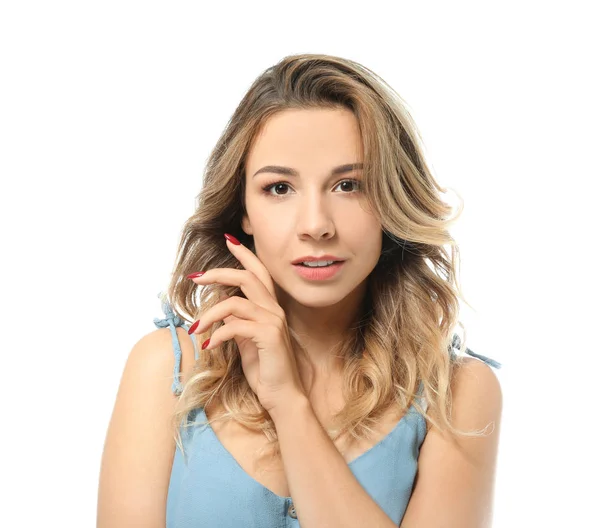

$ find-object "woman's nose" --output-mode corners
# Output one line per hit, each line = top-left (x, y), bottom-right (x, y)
(295, 196), (335, 239)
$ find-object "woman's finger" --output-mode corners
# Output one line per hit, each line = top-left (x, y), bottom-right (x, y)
(190, 268), (280, 316)
(190, 296), (278, 336)
(224, 234), (277, 298)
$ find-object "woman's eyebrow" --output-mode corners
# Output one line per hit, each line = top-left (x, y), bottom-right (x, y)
(252, 163), (364, 179)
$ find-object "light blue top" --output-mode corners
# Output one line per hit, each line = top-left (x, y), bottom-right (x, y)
(153, 292), (501, 527)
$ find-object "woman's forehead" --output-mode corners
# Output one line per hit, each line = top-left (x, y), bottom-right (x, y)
(246, 109), (363, 173)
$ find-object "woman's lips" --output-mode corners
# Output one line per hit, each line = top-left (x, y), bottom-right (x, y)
(292, 261), (344, 280)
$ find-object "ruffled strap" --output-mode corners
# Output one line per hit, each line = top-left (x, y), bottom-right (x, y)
(449, 333), (502, 369)
(153, 291), (199, 395)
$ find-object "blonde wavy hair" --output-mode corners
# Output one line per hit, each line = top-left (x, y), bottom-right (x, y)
(166, 53), (491, 462)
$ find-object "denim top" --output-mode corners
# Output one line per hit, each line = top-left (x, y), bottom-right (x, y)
(154, 292), (502, 527)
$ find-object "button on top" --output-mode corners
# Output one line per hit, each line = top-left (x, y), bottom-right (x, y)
(288, 502), (297, 519)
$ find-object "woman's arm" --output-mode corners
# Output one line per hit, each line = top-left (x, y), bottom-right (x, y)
(401, 358), (503, 528)
(96, 327), (195, 528)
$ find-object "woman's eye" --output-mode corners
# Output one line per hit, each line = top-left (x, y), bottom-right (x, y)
(335, 180), (361, 193)
(263, 182), (291, 196)
(261, 179), (361, 197)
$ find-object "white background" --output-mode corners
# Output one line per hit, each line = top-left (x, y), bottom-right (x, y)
(1, 1), (598, 526)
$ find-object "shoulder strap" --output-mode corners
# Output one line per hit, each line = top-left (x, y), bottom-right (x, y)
(415, 380), (428, 413)
(449, 333), (502, 369)
(153, 291), (199, 395)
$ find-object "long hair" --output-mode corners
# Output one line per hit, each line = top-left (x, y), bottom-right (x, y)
(166, 53), (491, 461)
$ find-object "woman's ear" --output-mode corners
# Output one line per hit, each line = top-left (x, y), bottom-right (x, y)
(241, 214), (253, 236)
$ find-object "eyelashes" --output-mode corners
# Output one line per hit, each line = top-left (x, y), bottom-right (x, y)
(260, 179), (362, 199)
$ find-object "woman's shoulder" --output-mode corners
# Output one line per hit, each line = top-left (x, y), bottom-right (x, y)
(451, 357), (503, 422)
(97, 302), (197, 525)
(129, 327), (197, 396)
(448, 333), (503, 406)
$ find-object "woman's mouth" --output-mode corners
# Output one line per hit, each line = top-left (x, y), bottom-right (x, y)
(292, 261), (345, 280)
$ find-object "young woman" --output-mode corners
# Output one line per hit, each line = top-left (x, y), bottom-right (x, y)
(97, 53), (503, 527)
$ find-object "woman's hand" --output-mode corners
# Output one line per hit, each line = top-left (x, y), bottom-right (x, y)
(187, 233), (308, 419)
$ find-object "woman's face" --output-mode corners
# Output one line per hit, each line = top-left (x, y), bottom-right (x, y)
(242, 107), (382, 309)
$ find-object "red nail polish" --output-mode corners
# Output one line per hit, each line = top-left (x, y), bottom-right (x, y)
(201, 338), (211, 350)
(224, 233), (240, 245)
(187, 272), (205, 279)
(188, 320), (200, 334)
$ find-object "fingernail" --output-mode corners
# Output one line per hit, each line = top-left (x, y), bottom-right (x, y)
(224, 233), (240, 245)
(187, 272), (205, 279)
(201, 338), (211, 350)
(188, 320), (200, 334)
